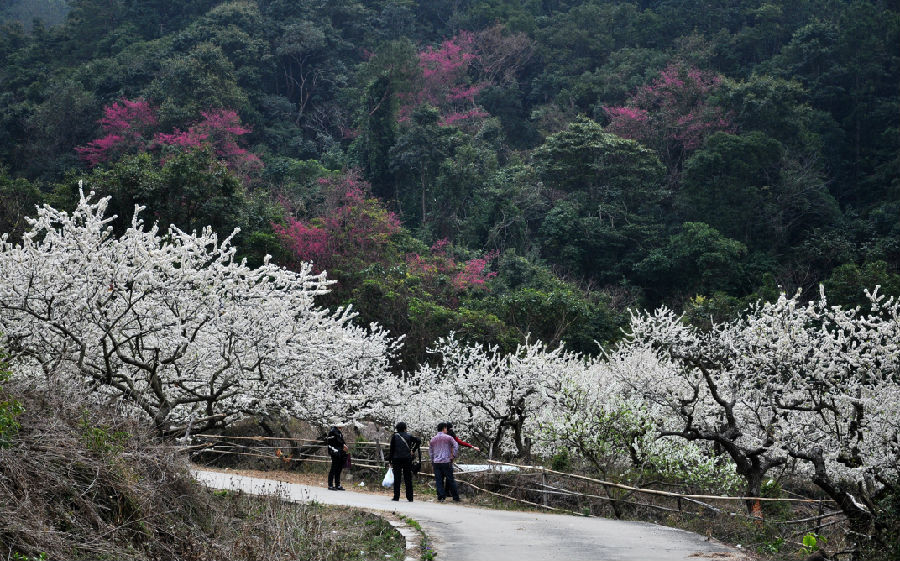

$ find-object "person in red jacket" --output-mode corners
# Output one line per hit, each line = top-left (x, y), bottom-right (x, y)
(446, 422), (480, 452)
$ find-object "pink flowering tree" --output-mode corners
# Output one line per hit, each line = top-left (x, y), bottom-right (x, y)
(273, 172), (403, 277)
(153, 109), (262, 176)
(398, 31), (490, 128)
(405, 239), (499, 306)
(77, 100), (261, 181)
(274, 171), (500, 311)
(604, 64), (733, 173)
(75, 98), (157, 166)
(453, 250), (499, 291)
(275, 173), (498, 294)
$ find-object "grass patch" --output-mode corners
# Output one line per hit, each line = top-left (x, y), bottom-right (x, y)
(202, 493), (405, 560)
(0, 383), (405, 561)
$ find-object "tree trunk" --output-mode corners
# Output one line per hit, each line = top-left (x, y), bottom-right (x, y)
(744, 469), (765, 520)
(792, 448), (873, 561)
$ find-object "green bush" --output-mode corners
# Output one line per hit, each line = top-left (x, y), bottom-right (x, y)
(550, 450), (570, 471)
(0, 350), (23, 448)
(870, 486), (900, 561)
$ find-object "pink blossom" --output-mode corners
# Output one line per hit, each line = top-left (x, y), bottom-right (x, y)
(75, 134), (126, 167)
(76, 98), (157, 166)
(198, 109), (252, 136)
(153, 129), (209, 148)
(275, 172), (401, 273)
(453, 250), (499, 290)
(273, 217), (331, 264)
(154, 109), (261, 175)
(76, 101), (262, 178)
(439, 108), (489, 127)
(99, 98), (157, 135)
(431, 238), (451, 254)
(448, 84), (484, 103)
(604, 63), (733, 168)
(396, 31), (490, 128)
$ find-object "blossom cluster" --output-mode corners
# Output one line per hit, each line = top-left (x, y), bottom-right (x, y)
(75, 98), (158, 166)
(76, 99), (261, 178)
(405, 239), (498, 293)
(398, 31), (490, 128)
(389, 288), (899, 522)
(604, 64), (733, 167)
(273, 173), (402, 274)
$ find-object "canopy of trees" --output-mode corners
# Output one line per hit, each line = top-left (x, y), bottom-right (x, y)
(0, 0), (895, 352)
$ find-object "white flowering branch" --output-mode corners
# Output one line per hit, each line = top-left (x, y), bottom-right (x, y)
(0, 192), (400, 435)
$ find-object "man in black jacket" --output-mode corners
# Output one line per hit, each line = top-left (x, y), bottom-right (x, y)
(326, 425), (348, 490)
(388, 421), (420, 502)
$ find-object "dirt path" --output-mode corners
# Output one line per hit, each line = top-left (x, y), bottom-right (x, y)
(193, 468), (747, 561)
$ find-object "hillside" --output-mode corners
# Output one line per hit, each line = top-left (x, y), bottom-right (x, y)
(0, 0), (897, 368)
(1, 4), (899, 560)
(0, 376), (405, 560)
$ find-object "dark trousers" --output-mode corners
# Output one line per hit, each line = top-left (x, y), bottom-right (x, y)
(433, 462), (459, 500)
(392, 458), (414, 501)
(328, 455), (344, 487)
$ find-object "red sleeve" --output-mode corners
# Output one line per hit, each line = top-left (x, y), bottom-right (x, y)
(453, 436), (475, 449)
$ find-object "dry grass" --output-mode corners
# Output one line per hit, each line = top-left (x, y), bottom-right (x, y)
(0, 383), (403, 561)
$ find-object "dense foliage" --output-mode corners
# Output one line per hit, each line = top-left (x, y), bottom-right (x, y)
(0, 0), (896, 358)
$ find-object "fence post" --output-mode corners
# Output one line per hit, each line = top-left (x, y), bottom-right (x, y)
(185, 413), (194, 440)
(377, 439), (385, 464)
(542, 468), (549, 507)
(815, 499), (824, 535)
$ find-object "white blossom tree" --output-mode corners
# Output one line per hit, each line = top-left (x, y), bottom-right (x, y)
(620, 306), (788, 516)
(0, 192), (400, 435)
(622, 288), (899, 540)
(402, 336), (577, 459)
(737, 288), (899, 544)
(537, 350), (741, 494)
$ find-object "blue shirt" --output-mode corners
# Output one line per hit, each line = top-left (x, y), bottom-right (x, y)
(429, 432), (459, 464)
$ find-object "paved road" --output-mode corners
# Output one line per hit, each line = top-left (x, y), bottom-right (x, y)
(193, 469), (744, 561)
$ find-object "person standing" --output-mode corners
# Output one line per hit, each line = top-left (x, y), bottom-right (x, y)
(388, 422), (420, 502)
(430, 422), (460, 502)
(326, 425), (349, 490)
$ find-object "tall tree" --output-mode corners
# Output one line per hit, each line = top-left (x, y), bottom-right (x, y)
(532, 117), (667, 281)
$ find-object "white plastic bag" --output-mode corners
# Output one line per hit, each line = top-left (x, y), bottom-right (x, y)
(382, 467), (394, 488)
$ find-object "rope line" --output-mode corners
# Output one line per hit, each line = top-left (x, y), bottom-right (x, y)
(186, 437), (846, 535)
(186, 438), (836, 508)
(483, 459), (834, 504)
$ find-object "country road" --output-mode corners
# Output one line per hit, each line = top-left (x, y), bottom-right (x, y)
(193, 469), (746, 561)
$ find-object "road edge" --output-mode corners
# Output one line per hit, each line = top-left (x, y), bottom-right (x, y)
(193, 468), (423, 561)
(385, 514), (425, 561)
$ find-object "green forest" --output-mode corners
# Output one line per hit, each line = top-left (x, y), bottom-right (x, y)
(1, 0), (898, 369)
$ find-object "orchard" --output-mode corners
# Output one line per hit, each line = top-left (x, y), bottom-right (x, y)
(0, 194), (897, 553)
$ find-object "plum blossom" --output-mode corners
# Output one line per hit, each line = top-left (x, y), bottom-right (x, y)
(0, 191), (399, 435)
